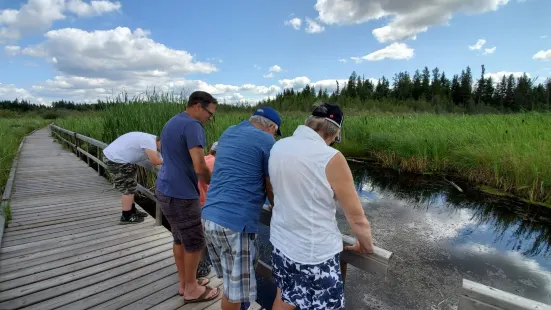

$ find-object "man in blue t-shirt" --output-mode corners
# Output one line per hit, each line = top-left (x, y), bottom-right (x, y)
(202, 107), (281, 310)
(155, 90), (220, 303)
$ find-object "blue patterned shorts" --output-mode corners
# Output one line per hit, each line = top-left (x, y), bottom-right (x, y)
(272, 247), (345, 310)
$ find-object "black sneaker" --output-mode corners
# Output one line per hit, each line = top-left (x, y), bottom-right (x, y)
(197, 260), (211, 278)
(119, 213), (145, 224)
(132, 203), (148, 218)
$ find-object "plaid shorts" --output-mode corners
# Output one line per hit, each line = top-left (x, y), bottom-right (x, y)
(202, 219), (258, 303)
(272, 247), (344, 310)
(103, 156), (137, 195)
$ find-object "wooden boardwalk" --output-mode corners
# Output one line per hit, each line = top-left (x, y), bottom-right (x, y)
(0, 129), (249, 310)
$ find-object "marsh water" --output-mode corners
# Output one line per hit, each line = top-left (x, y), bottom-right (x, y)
(139, 162), (551, 309)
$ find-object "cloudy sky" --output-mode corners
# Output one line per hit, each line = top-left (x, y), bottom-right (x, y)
(1, 0), (550, 105)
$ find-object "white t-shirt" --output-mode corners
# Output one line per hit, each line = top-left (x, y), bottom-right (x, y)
(103, 132), (158, 164)
(269, 125), (342, 265)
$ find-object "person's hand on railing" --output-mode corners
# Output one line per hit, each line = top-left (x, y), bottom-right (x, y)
(344, 238), (374, 254)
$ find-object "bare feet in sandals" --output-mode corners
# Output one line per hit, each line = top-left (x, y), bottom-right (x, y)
(177, 278), (211, 296)
(184, 285), (220, 303)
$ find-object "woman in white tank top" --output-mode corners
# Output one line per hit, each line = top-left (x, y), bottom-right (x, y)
(268, 102), (375, 310)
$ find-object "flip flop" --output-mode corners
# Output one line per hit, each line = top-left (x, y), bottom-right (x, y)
(184, 286), (220, 304)
(177, 278), (210, 296)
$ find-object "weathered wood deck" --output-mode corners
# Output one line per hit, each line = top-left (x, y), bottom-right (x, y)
(0, 129), (249, 310)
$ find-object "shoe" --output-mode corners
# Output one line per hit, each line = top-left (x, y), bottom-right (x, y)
(196, 260), (211, 278)
(132, 203), (148, 218)
(119, 213), (145, 224)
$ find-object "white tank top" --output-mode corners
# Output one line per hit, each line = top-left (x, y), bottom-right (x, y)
(268, 125), (342, 264)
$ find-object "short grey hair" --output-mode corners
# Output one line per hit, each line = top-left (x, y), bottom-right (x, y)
(305, 102), (340, 139)
(249, 115), (278, 131)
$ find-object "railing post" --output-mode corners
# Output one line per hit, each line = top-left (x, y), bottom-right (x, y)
(86, 143), (90, 167)
(155, 199), (162, 226)
(97, 146), (102, 176)
(340, 258), (348, 286)
(74, 133), (80, 158)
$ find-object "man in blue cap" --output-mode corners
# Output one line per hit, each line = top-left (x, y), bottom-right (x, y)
(201, 107), (281, 310)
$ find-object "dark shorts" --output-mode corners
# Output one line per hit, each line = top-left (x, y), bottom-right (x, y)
(103, 156), (137, 195)
(155, 190), (205, 252)
(272, 247), (345, 310)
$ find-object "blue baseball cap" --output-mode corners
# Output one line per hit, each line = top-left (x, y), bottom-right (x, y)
(253, 107), (282, 136)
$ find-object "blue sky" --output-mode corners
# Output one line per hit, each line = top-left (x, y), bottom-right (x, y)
(1, 0), (550, 105)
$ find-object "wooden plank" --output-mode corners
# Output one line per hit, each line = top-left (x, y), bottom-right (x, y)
(0, 232), (172, 283)
(0, 246), (174, 305)
(0, 230), (170, 273)
(16, 257), (175, 310)
(459, 279), (551, 310)
(87, 271), (180, 310)
(0, 224), (164, 265)
(1, 215), (154, 253)
(0, 239), (172, 290)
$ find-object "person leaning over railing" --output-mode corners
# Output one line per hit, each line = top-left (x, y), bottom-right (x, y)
(102, 132), (163, 224)
(268, 102), (375, 310)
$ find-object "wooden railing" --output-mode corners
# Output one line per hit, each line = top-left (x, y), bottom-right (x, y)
(48, 124), (551, 310)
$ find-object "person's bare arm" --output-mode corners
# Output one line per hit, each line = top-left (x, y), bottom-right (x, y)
(189, 147), (211, 185)
(326, 152), (374, 254)
(144, 149), (163, 166)
(265, 177), (274, 210)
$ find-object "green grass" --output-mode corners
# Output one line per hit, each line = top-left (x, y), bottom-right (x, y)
(54, 103), (551, 206)
(0, 117), (50, 195)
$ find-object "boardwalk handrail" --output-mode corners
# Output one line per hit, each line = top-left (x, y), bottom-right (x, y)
(48, 123), (393, 280)
(460, 279), (551, 310)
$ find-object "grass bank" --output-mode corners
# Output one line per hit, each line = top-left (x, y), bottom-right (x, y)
(55, 103), (551, 206)
(0, 117), (50, 195)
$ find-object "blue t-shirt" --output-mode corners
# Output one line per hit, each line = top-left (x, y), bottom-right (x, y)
(201, 120), (275, 233)
(156, 112), (206, 199)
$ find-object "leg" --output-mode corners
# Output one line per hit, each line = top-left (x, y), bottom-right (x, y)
(176, 200), (219, 302)
(273, 288), (295, 310)
(173, 243), (186, 295)
(106, 160), (143, 224)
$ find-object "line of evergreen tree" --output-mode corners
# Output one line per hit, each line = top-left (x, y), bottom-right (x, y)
(256, 65), (551, 113)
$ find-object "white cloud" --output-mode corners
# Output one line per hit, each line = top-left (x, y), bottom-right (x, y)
(338, 58), (347, 63)
(66, 0), (121, 17)
(284, 17), (302, 30)
(0, 0), (120, 43)
(253, 64), (261, 70)
(313, 0), (509, 43)
(0, 82), (45, 104)
(22, 27), (217, 80)
(4, 45), (21, 56)
(469, 39), (486, 50)
(353, 42), (414, 62)
(484, 71), (531, 82)
(269, 65), (282, 72)
(28, 75), (283, 104)
(305, 17), (325, 34)
(541, 35), (548, 39)
(533, 49), (551, 61)
(263, 73), (274, 78)
(483, 46), (496, 55)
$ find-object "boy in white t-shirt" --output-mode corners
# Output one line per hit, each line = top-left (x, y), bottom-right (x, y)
(103, 132), (163, 224)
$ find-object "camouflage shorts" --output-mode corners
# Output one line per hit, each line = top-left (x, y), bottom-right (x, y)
(103, 156), (138, 195)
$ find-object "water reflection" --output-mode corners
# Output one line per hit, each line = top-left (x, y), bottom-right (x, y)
(347, 163), (551, 307)
(351, 163), (551, 258)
